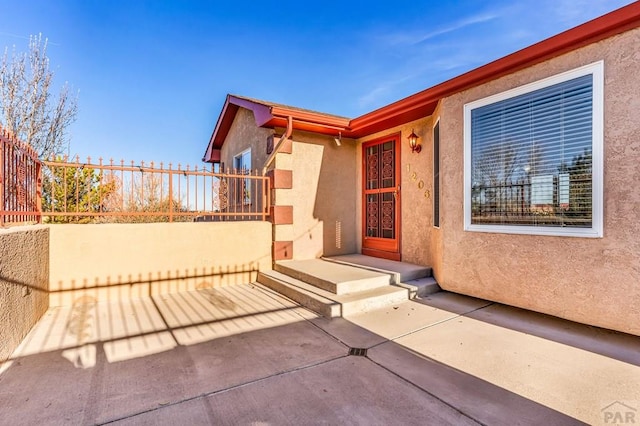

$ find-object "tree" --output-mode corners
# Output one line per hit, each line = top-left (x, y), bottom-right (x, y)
(0, 34), (77, 159)
(472, 141), (520, 214)
(101, 172), (188, 223)
(42, 161), (117, 224)
(566, 149), (592, 220)
(472, 142), (520, 186)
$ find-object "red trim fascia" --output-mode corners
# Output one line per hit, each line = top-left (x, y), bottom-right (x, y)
(203, 98), (235, 162)
(270, 106), (350, 129)
(229, 95), (273, 126)
(350, 1), (640, 137)
(203, 95), (274, 162)
(267, 116), (355, 138)
(203, 97), (354, 162)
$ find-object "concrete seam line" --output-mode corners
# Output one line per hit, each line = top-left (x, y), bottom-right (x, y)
(251, 283), (355, 349)
(363, 356), (488, 426)
(96, 355), (349, 425)
(304, 318), (356, 349)
(367, 301), (496, 350)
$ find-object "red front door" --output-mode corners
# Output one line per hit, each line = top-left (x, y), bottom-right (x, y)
(362, 134), (401, 261)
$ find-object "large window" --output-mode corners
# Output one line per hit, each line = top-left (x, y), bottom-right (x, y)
(464, 62), (603, 237)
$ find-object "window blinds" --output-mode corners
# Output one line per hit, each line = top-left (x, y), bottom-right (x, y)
(470, 74), (593, 227)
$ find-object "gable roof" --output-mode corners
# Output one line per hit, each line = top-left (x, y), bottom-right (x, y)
(203, 95), (351, 162)
(204, 2), (640, 162)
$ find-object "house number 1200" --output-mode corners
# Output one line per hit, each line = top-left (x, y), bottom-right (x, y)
(406, 164), (430, 199)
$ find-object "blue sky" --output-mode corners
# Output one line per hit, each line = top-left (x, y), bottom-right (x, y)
(0, 0), (633, 166)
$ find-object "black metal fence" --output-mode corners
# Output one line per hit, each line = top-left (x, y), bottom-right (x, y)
(471, 175), (592, 227)
(0, 127), (41, 226)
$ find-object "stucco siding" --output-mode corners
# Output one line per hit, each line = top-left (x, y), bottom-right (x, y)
(437, 28), (640, 335)
(220, 108), (273, 172)
(0, 226), (49, 362)
(357, 117), (436, 267)
(276, 130), (358, 259)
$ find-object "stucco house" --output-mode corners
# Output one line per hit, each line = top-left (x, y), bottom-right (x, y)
(203, 3), (640, 337)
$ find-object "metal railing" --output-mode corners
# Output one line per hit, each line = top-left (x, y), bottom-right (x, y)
(471, 176), (592, 227)
(0, 127), (41, 226)
(0, 133), (270, 225)
(41, 157), (270, 223)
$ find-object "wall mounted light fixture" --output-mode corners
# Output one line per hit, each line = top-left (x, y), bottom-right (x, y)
(408, 129), (421, 153)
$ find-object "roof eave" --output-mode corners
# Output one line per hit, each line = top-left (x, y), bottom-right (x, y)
(203, 97), (354, 162)
(269, 106), (352, 137)
(203, 95), (272, 162)
(203, 96), (234, 162)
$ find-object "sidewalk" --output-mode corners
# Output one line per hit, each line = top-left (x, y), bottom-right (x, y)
(1, 283), (638, 425)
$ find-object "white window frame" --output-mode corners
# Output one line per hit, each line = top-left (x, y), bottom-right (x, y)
(463, 61), (604, 238)
(233, 148), (251, 172)
(234, 148), (252, 205)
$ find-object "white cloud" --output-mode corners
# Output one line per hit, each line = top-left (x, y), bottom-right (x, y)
(353, 1), (631, 113)
(414, 13), (500, 44)
(551, 0), (632, 24)
(357, 72), (418, 109)
(357, 85), (391, 109)
(380, 12), (500, 46)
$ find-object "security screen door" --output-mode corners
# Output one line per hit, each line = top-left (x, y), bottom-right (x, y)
(362, 134), (401, 260)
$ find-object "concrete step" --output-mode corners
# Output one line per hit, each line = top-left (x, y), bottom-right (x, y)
(274, 259), (391, 295)
(323, 254), (431, 284)
(257, 270), (408, 318)
(395, 276), (441, 299)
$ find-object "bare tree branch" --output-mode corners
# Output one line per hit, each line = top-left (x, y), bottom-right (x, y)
(0, 33), (77, 159)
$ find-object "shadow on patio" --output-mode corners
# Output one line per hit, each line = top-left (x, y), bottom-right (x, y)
(0, 280), (605, 425)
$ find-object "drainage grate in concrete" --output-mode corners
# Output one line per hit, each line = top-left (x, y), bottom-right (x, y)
(348, 347), (368, 357)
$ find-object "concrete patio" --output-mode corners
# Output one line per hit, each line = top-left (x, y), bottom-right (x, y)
(1, 283), (639, 425)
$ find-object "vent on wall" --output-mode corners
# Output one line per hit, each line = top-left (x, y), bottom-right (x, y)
(335, 221), (342, 249)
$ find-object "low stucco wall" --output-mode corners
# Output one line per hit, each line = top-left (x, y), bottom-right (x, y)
(49, 222), (272, 306)
(0, 226), (49, 362)
(437, 28), (640, 336)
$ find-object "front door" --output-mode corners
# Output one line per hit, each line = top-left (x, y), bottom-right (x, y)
(362, 134), (401, 261)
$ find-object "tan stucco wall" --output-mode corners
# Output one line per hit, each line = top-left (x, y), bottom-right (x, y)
(437, 28), (640, 335)
(219, 108), (359, 260)
(357, 117), (436, 267)
(220, 108), (274, 172)
(49, 222), (272, 306)
(274, 130), (358, 259)
(0, 226), (49, 362)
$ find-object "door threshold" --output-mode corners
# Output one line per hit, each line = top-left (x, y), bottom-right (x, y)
(362, 248), (401, 261)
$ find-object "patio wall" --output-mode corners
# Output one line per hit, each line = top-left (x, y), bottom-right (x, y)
(437, 28), (640, 336)
(49, 222), (272, 306)
(0, 226), (49, 362)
